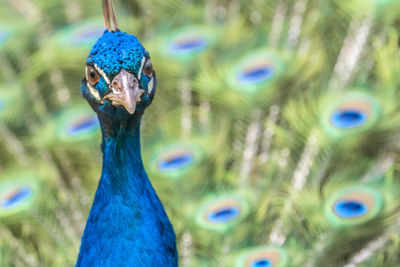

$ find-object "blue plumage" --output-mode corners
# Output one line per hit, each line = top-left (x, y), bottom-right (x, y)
(76, 28), (177, 266)
(87, 31), (148, 78)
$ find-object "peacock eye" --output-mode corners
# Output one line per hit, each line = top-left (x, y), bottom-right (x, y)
(143, 59), (153, 77)
(86, 66), (101, 86)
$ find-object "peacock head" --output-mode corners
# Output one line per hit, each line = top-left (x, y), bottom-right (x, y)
(81, 30), (155, 120)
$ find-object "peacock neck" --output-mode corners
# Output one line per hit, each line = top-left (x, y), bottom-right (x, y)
(76, 115), (178, 266)
(100, 116), (144, 182)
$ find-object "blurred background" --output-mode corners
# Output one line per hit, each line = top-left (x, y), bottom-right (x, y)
(1, 0), (400, 266)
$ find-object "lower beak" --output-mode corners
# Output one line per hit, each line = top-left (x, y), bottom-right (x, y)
(101, 69), (144, 114)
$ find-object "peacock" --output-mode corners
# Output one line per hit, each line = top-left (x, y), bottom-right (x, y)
(75, 0), (178, 265)
(1, 0), (400, 266)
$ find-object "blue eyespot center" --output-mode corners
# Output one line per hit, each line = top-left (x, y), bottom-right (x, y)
(66, 116), (99, 137)
(158, 151), (194, 172)
(207, 206), (240, 223)
(1, 186), (32, 210)
(250, 259), (272, 267)
(169, 37), (208, 56)
(70, 27), (104, 47)
(330, 109), (367, 129)
(334, 200), (368, 218)
(237, 65), (275, 85)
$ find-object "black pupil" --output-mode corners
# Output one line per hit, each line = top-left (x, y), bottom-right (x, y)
(90, 71), (96, 79)
(343, 202), (362, 211)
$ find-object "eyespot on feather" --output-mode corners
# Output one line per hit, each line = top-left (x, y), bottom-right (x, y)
(196, 193), (250, 232)
(321, 91), (381, 138)
(235, 246), (289, 267)
(56, 106), (100, 143)
(324, 185), (383, 227)
(160, 26), (217, 61)
(148, 142), (203, 179)
(56, 20), (104, 48)
(0, 175), (39, 218)
(227, 49), (284, 93)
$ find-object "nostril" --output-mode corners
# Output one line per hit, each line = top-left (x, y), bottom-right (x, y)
(112, 80), (121, 91)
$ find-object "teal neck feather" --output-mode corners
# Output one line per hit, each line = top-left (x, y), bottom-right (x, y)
(76, 116), (178, 266)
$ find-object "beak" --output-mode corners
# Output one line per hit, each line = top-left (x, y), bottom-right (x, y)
(101, 69), (145, 114)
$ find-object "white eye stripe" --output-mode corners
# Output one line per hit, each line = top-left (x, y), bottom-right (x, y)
(85, 66), (90, 81)
(93, 63), (110, 85)
(148, 77), (154, 95)
(138, 56), (146, 80)
(86, 82), (101, 101)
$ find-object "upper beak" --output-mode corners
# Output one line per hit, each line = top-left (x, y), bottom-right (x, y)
(101, 69), (144, 114)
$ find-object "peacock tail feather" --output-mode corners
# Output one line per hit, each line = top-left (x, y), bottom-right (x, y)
(1, 0), (400, 266)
